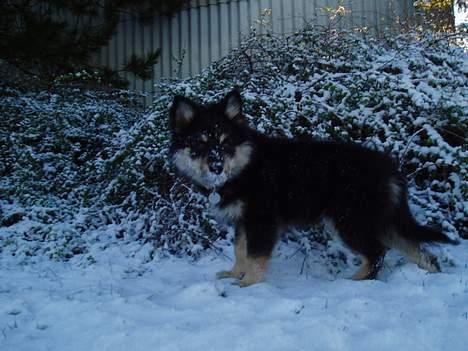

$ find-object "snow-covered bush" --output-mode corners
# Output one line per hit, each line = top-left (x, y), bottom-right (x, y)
(106, 27), (466, 257)
(0, 87), (141, 203)
(1, 27), (466, 264)
(0, 85), (144, 260)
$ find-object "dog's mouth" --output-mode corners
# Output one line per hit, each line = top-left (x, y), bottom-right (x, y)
(202, 170), (228, 189)
(173, 141), (253, 189)
(183, 156), (235, 190)
(172, 148), (229, 189)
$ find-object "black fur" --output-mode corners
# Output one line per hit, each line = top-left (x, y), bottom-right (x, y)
(169, 90), (456, 284)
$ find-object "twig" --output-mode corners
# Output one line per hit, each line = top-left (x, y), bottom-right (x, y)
(240, 48), (254, 74)
(300, 254), (308, 275)
(399, 128), (425, 170)
(406, 163), (437, 178)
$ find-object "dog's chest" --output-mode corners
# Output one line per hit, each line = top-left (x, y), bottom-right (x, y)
(210, 194), (245, 222)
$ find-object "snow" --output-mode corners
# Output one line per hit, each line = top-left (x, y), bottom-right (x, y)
(1, 241), (468, 351)
(1, 26), (467, 351)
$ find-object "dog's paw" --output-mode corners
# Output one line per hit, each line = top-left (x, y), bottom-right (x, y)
(235, 275), (263, 288)
(216, 270), (234, 279)
(236, 279), (254, 288)
(230, 279), (251, 288)
(217, 269), (245, 280)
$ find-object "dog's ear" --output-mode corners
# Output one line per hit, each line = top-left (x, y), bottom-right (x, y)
(223, 90), (244, 123)
(170, 96), (197, 133)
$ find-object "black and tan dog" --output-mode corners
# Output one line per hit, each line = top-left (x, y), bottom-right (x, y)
(169, 90), (457, 287)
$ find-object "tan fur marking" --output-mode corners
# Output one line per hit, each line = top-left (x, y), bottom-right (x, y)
(225, 96), (241, 119)
(213, 200), (244, 222)
(173, 148), (204, 174)
(216, 231), (247, 279)
(389, 178), (402, 206)
(352, 257), (371, 280)
(224, 142), (253, 176)
(172, 148), (209, 186)
(238, 256), (270, 287)
(174, 101), (195, 130)
(382, 232), (440, 273)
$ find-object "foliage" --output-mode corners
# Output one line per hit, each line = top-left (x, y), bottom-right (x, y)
(0, 83), (144, 261)
(143, 28), (467, 246)
(0, 0), (189, 86)
(415, 0), (466, 32)
(1, 27), (466, 265)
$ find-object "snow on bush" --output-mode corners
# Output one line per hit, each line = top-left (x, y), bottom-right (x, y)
(0, 85), (143, 261)
(1, 27), (466, 265)
(99, 27), (467, 267)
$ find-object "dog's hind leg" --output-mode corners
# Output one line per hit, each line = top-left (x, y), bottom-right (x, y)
(333, 219), (387, 280)
(382, 232), (441, 273)
(216, 226), (248, 279)
(352, 252), (385, 280)
(337, 224), (387, 280)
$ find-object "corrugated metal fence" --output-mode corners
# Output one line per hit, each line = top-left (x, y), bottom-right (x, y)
(95, 0), (414, 100)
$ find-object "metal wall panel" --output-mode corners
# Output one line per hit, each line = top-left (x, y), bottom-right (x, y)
(97, 0), (414, 100)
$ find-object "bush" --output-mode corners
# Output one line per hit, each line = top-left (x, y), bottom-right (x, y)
(107, 28), (466, 253)
(0, 84), (144, 261)
(1, 27), (466, 264)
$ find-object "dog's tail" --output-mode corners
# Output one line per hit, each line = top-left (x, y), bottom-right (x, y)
(386, 175), (458, 245)
(404, 222), (459, 245)
(396, 199), (459, 245)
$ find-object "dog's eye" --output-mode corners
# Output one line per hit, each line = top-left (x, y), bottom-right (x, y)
(190, 148), (202, 157)
(221, 139), (235, 154)
(220, 136), (231, 146)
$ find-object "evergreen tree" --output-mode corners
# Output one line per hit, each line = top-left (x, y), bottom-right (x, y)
(0, 0), (189, 87)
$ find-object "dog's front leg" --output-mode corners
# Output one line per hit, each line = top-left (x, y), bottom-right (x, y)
(237, 255), (270, 287)
(216, 225), (248, 280)
(235, 218), (276, 287)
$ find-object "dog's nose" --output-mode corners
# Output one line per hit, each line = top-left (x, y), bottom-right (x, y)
(208, 161), (224, 175)
(208, 150), (224, 174)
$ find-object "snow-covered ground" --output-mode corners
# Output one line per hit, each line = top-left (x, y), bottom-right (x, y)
(1, 26), (466, 351)
(1, 239), (467, 351)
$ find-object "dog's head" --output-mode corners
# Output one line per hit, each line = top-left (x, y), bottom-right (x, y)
(169, 90), (253, 189)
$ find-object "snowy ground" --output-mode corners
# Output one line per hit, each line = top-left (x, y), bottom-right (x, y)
(1, 239), (468, 351)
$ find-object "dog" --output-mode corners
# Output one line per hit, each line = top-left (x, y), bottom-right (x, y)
(169, 90), (457, 287)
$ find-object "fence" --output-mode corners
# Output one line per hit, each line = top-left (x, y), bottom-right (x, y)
(95, 0), (415, 100)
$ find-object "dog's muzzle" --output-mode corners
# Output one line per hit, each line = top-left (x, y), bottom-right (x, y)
(208, 149), (224, 175)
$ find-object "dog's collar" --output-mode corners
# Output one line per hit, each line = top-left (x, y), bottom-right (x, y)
(193, 183), (222, 205)
(195, 183), (235, 207)
(208, 191), (221, 205)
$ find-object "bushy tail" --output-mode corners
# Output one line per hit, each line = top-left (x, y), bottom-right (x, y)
(395, 199), (459, 245)
(408, 223), (459, 245)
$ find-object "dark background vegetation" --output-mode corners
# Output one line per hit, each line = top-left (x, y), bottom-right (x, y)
(0, 1), (466, 264)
